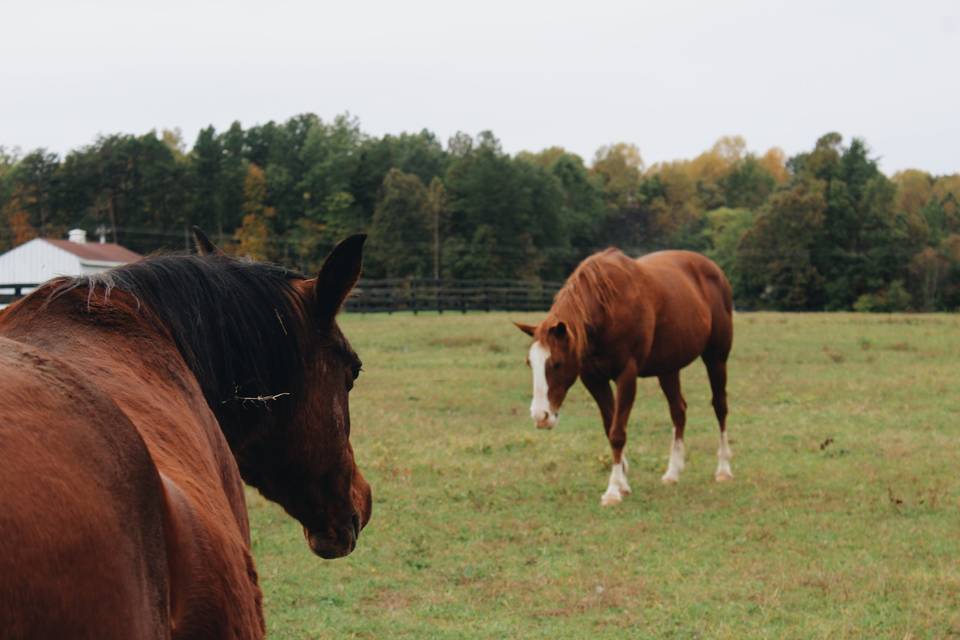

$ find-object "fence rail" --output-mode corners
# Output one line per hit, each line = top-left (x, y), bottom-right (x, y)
(0, 284), (37, 306)
(0, 280), (561, 313)
(346, 278), (562, 313)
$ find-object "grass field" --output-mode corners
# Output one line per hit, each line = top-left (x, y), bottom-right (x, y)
(247, 311), (960, 639)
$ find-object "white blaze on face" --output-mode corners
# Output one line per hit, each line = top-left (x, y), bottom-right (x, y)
(528, 341), (557, 429)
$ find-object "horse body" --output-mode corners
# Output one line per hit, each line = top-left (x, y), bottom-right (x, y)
(1, 289), (262, 639)
(616, 250), (729, 376)
(0, 233), (371, 638)
(0, 336), (172, 639)
(517, 248), (733, 506)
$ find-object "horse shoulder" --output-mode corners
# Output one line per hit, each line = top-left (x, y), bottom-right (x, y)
(85, 340), (266, 639)
(589, 281), (656, 377)
(160, 475), (265, 640)
(0, 328), (265, 639)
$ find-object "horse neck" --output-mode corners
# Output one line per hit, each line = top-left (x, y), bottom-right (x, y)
(6, 289), (256, 522)
(1, 290), (247, 458)
(546, 304), (593, 365)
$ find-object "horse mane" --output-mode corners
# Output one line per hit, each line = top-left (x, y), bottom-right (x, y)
(44, 254), (309, 422)
(549, 248), (634, 360)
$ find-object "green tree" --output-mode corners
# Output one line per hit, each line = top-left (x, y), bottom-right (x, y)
(368, 169), (431, 278)
(350, 130), (448, 225)
(219, 121), (247, 233)
(738, 179), (827, 309)
(702, 207), (754, 297)
(425, 177), (448, 279)
(444, 132), (563, 280)
(785, 134), (903, 309)
(721, 155), (776, 210)
(547, 152), (606, 270)
(640, 164), (704, 249)
(12, 149), (59, 235)
(592, 143), (643, 211)
(1, 185), (38, 250)
(233, 164), (275, 261)
(190, 126), (223, 241)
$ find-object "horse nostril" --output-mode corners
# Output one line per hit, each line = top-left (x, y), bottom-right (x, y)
(351, 513), (361, 538)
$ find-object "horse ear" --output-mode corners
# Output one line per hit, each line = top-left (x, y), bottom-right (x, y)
(513, 322), (536, 337)
(192, 226), (222, 256)
(549, 321), (567, 339)
(315, 234), (366, 318)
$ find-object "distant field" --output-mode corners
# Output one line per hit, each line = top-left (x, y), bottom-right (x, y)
(247, 311), (960, 639)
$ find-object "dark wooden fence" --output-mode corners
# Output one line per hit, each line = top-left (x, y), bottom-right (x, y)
(346, 278), (562, 313)
(0, 284), (37, 306)
(1, 280), (561, 313)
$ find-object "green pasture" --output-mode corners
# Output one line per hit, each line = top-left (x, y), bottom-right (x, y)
(247, 312), (960, 639)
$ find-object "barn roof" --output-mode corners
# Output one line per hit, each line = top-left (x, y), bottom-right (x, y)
(44, 239), (143, 263)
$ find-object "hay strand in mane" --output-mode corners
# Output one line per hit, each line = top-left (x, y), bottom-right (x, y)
(44, 254), (308, 421)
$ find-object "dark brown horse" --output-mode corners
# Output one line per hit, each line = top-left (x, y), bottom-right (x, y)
(0, 230), (372, 638)
(516, 248), (733, 506)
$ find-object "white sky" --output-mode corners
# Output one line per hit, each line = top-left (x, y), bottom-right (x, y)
(2, 0), (958, 174)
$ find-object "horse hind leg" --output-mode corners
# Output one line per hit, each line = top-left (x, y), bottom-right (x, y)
(704, 356), (733, 482)
(658, 371), (687, 484)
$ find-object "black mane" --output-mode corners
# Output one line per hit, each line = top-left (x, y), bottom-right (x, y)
(50, 254), (308, 427)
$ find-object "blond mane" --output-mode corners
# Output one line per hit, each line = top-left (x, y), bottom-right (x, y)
(545, 248), (635, 360)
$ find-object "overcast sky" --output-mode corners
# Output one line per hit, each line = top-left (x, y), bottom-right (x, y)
(2, 0), (957, 174)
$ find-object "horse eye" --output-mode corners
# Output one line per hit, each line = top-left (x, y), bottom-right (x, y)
(346, 359), (362, 390)
(552, 361), (562, 370)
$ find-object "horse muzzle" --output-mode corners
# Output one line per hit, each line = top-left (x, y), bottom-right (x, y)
(533, 410), (558, 430)
(304, 513), (361, 559)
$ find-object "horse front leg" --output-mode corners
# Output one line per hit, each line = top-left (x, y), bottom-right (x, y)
(600, 362), (637, 507)
(583, 373), (631, 503)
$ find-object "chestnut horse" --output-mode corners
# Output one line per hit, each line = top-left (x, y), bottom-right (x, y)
(0, 230), (372, 638)
(516, 248), (733, 506)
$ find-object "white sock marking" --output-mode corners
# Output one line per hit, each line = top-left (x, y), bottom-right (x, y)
(601, 460), (630, 505)
(661, 436), (685, 483)
(716, 431), (733, 480)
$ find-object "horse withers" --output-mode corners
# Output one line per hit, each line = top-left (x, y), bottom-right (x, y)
(0, 231), (371, 639)
(516, 248), (734, 506)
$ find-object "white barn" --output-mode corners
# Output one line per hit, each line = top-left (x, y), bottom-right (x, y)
(0, 229), (142, 306)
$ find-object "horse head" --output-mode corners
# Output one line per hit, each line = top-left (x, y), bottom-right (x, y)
(198, 231), (372, 559)
(515, 318), (580, 430)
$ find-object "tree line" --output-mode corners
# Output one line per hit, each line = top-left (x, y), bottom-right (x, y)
(1, 114), (958, 311)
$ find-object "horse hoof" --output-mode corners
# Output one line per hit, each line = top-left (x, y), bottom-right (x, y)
(661, 475), (679, 485)
(601, 493), (622, 507)
(715, 472), (734, 482)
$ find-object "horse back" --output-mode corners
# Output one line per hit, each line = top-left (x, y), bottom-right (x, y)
(0, 337), (171, 639)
